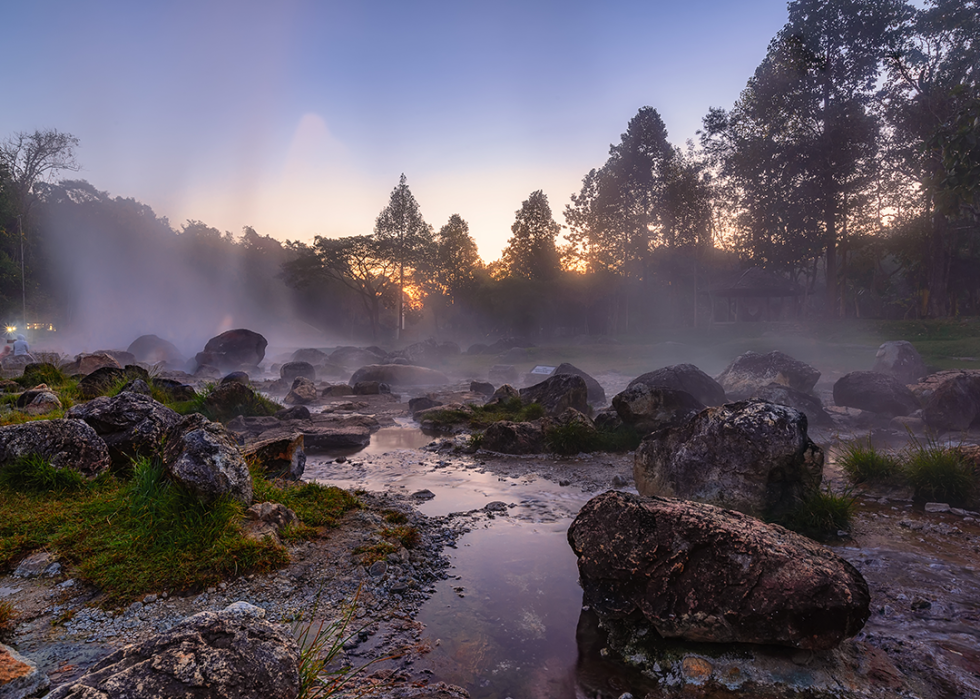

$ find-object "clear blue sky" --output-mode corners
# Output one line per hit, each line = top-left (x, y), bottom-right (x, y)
(2, 0), (790, 261)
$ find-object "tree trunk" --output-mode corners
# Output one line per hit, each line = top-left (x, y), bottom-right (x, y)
(926, 209), (952, 318)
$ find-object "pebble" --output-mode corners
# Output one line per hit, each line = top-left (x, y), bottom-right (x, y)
(925, 502), (951, 513)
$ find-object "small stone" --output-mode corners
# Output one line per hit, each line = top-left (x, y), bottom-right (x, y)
(925, 502), (951, 513)
(13, 552), (57, 578)
(369, 561), (388, 578)
(484, 501), (507, 512)
(411, 489), (436, 501)
(143, 594), (158, 604)
(222, 601), (267, 618)
(682, 656), (713, 681)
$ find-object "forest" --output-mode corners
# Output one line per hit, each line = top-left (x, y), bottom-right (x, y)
(0, 0), (977, 345)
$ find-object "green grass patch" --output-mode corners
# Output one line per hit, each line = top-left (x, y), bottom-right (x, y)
(544, 422), (643, 455)
(172, 381), (282, 422)
(423, 397), (546, 430)
(774, 489), (856, 542)
(837, 440), (904, 484)
(252, 472), (361, 528)
(903, 439), (977, 506)
(0, 457), (288, 604)
(0, 454), (88, 493)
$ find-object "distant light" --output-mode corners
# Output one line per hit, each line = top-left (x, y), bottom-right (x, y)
(5, 326), (14, 333)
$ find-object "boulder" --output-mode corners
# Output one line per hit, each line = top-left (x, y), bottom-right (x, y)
(0, 419), (110, 477)
(750, 382), (833, 427)
(872, 340), (929, 385)
(519, 374), (590, 417)
(628, 364), (726, 406)
(221, 371), (251, 386)
(634, 400), (823, 520)
(329, 345), (387, 369)
(349, 364), (449, 387)
(119, 378), (152, 395)
(197, 329), (268, 370)
(128, 334), (185, 366)
(152, 378), (197, 402)
(390, 339), (461, 367)
(567, 491), (871, 650)
(715, 350), (821, 399)
(68, 392), (182, 468)
(45, 605), (300, 699)
(919, 371), (980, 432)
(833, 371), (919, 417)
(351, 380), (391, 395)
(323, 384), (353, 397)
(284, 377), (318, 405)
(15, 383), (55, 408)
(409, 395), (443, 418)
(163, 414), (253, 506)
(77, 366), (147, 400)
(485, 384), (520, 406)
(488, 364), (517, 383)
(95, 349), (136, 367)
(554, 363), (606, 405)
(23, 390), (62, 416)
(203, 381), (275, 422)
(69, 352), (122, 375)
(243, 435), (305, 480)
(274, 405), (310, 421)
(1, 642), (49, 699)
(242, 502), (299, 545)
(482, 420), (547, 454)
(469, 380), (494, 396)
(611, 384), (704, 435)
(280, 361), (316, 383)
(290, 348), (329, 365)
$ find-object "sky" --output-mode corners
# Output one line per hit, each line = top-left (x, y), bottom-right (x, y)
(2, 0), (791, 262)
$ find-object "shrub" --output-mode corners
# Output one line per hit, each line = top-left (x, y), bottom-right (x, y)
(903, 439), (976, 506)
(837, 440), (903, 484)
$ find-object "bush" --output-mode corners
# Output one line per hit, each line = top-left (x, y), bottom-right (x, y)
(837, 440), (903, 483)
(904, 439), (976, 506)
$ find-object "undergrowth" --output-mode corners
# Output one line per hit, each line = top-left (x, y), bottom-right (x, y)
(173, 381), (282, 422)
(0, 454), (88, 493)
(545, 422), (642, 455)
(837, 440), (903, 483)
(774, 489), (856, 542)
(904, 437), (976, 506)
(423, 397), (546, 429)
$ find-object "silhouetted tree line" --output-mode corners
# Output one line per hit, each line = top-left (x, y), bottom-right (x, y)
(2, 0), (977, 342)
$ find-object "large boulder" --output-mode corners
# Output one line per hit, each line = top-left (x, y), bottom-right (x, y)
(918, 371), (980, 432)
(481, 420), (548, 454)
(45, 604), (300, 699)
(280, 361), (316, 383)
(0, 419), (110, 477)
(349, 364), (449, 387)
(567, 491), (871, 650)
(67, 391), (182, 468)
(329, 345), (387, 369)
(203, 381), (276, 422)
(611, 384), (704, 435)
(390, 339), (461, 367)
(872, 340), (929, 385)
(627, 364), (726, 406)
(715, 350), (820, 399)
(78, 365), (149, 400)
(750, 382), (833, 427)
(290, 348), (329, 365)
(243, 435), (305, 480)
(833, 371), (919, 417)
(68, 352), (122, 376)
(128, 334), (185, 366)
(163, 414), (253, 506)
(634, 400), (823, 520)
(554, 363), (606, 405)
(519, 374), (590, 417)
(196, 329), (268, 370)
(284, 377), (318, 405)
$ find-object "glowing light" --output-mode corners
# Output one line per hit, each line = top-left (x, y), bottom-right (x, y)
(5, 326), (15, 333)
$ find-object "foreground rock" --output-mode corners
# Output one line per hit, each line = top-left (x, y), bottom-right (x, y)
(0, 419), (110, 477)
(163, 415), (253, 506)
(243, 435), (306, 480)
(45, 604), (300, 699)
(482, 420), (547, 454)
(77, 366), (149, 400)
(872, 340), (929, 385)
(349, 364), (449, 387)
(196, 329), (268, 371)
(227, 413), (378, 451)
(611, 384), (704, 435)
(716, 350), (821, 399)
(634, 400), (823, 520)
(1, 642), (49, 699)
(627, 364), (726, 406)
(834, 371), (919, 417)
(519, 374), (590, 417)
(67, 392), (181, 468)
(911, 370), (980, 432)
(567, 491), (871, 650)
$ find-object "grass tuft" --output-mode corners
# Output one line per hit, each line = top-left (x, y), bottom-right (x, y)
(837, 440), (904, 484)
(904, 438), (976, 506)
(252, 473), (361, 529)
(0, 454), (89, 493)
(774, 489), (856, 542)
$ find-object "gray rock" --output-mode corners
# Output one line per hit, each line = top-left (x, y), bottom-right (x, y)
(834, 371), (920, 417)
(520, 374), (590, 417)
(485, 384), (520, 406)
(750, 382), (833, 426)
(0, 418), (110, 478)
(67, 392), (181, 468)
(481, 420), (547, 454)
(0, 642), (50, 699)
(918, 371), (980, 432)
(628, 364), (727, 406)
(351, 380), (391, 395)
(163, 414), (253, 506)
(329, 345), (388, 369)
(567, 491), (871, 650)
(197, 328), (268, 371)
(554, 363), (606, 405)
(242, 502), (299, 545)
(243, 435), (305, 480)
(716, 350), (820, 399)
(872, 340), (929, 385)
(280, 361), (316, 383)
(44, 606), (299, 699)
(612, 384), (704, 435)
(284, 377), (318, 405)
(127, 334), (185, 366)
(12, 551), (58, 578)
(634, 400), (823, 520)
(290, 348), (329, 365)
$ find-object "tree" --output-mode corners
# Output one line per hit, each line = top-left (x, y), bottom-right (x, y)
(282, 235), (399, 339)
(373, 174), (434, 338)
(0, 130), (80, 217)
(501, 190), (561, 281)
(434, 214), (482, 302)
